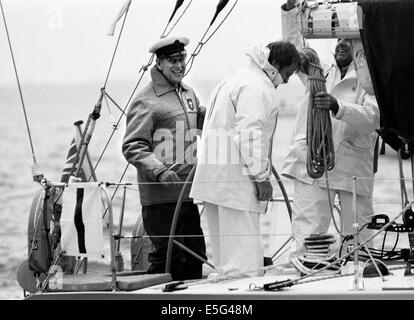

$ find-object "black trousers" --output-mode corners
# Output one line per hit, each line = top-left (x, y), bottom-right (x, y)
(142, 202), (207, 281)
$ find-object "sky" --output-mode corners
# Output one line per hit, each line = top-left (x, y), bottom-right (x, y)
(0, 0), (336, 87)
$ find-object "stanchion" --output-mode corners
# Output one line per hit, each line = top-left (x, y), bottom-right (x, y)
(101, 186), (117, 291)
(351, 176), (364, 290)
(115, 186), (127, 272)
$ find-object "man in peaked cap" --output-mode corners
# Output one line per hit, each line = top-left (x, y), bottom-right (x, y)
(123, 36), (207, 281)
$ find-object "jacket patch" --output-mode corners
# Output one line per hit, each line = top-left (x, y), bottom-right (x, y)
(187, 98), (195, 110)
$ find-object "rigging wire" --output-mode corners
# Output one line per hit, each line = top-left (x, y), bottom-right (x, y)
(162, 0), (185, 35)
(380, 230), (387, 259)
(91, 0), (196, 177)
(164, 0), (193, 37)
(263, 201), (414, 291)
(103, 94), (117, 130)
(104, 92), (126, 117)
(103, 0), (131, 88)
(398, 148), (410, 208)
(0, 0), (37, 164)
(391, 231), (400, 253)
(18, 1), (414, 292)
(185, 0), (238, 76)
(256, 264), (406, 292)
(70, 1), (133, 181)
(91, 0), (238, 207)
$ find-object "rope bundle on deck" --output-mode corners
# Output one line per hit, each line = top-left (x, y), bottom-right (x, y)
(302, 47), (335, 179)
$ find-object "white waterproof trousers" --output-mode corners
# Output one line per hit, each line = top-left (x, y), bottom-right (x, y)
(204, 202), (264, 278)
(292, 180), (374, 255)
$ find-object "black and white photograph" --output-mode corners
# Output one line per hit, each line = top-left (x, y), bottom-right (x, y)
(1, 0), (414, 307)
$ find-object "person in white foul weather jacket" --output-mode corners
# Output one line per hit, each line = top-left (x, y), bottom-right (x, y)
(280, 0), (380, 256)
(190, 41), (300, 278)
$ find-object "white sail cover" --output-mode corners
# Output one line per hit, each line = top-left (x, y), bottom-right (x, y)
(60, 183), (104, 258)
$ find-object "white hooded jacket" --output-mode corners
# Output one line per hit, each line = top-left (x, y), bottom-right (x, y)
(281, 7), (380, 196)
(190, 45), (280, 213)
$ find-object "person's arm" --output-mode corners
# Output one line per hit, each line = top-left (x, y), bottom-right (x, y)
(315, 92), (380, 134)
(233, 86), (273, 200)
(122, 98), (168, 181)
(195, 94), (206, 131)
(335, 94), (380, 134)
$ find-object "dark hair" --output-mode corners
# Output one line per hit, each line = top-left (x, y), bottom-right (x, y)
(266, 41), (300, 71)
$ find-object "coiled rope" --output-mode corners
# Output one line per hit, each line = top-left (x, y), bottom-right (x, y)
(302, 47), (343, 236)
(303, 47), (335, 179)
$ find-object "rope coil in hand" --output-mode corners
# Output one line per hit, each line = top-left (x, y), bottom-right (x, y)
(302, 48), (343, 235)
(303, 48), (335, 179)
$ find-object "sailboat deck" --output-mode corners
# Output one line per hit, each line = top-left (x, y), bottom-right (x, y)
(26, 265), (414, 300)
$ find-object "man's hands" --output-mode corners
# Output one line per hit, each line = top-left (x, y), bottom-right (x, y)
(255, 180), (273, 201)
(157, 170), (181, 189)
(314, 92), (339, 115)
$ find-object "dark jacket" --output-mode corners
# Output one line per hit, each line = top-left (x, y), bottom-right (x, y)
(122, 66), (205, 205)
